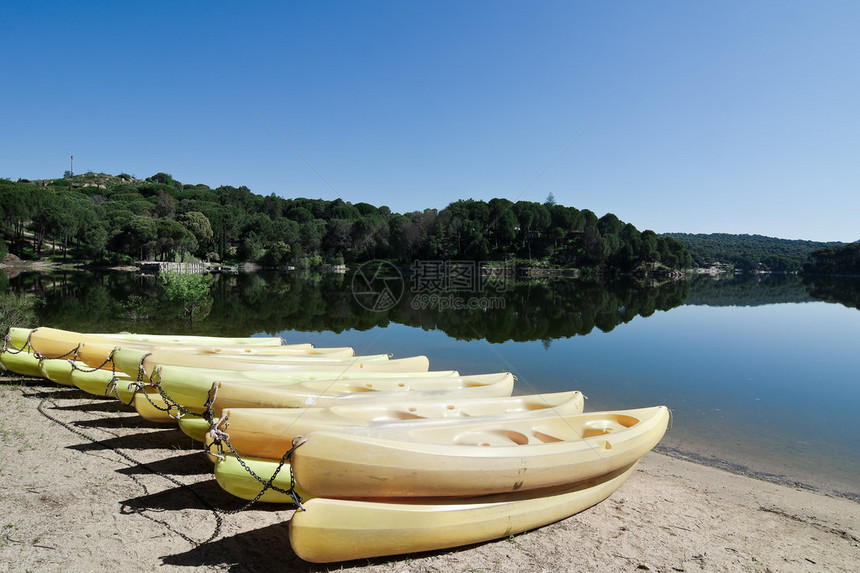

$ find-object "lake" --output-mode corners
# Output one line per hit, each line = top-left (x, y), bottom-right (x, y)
(3, 269), (858, 499)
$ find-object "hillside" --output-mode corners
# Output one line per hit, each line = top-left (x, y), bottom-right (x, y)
(663, 233), (844, 272)
(801, 242), (860, 276)
(1, 172), (690, 275)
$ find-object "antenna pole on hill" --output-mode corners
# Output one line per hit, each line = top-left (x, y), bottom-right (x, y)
(70, 155), (74, 176)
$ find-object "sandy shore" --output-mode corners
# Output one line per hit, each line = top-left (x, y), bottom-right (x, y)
(0, 374), (857, 573)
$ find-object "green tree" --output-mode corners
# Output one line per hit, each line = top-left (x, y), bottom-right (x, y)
(114, 216), (157, 260)
(156, 218), (198, 261)
(177, 211), (214, 254)
(159, 271), (213, 320)
(262, 240), (292, 266)
(488, 198), (517, 251)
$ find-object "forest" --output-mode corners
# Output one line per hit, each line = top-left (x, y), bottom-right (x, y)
(664, 233), (843, 273)
(0, 172), (691, 275)
(801, 243), (860, 276)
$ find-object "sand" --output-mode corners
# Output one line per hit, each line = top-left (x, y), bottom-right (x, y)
(0, 374), (857, 573)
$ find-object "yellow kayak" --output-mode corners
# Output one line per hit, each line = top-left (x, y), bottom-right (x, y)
(23, 326), (285, 354)
(134, 390), (205, 423)
(65, 341), (384, 373)
(0, 346), (44, 377)
(70, 367), (138, 403)
(206, 390), (584, 458)
(66, 341), (359, 369)
(139, 373), (515, 424)
(207, 372), (515, 410)
(214, 453), (311, 504)
(0, 342), (131, 404)
(209, 392), (586, 500)
(38, 358), (78, 386)
(141, 363), (460, 409)
(289, 462), (638, 563)
(292, 406), (669, 498)
(111, 347), (431, 382)
(6, 327), (34, 350)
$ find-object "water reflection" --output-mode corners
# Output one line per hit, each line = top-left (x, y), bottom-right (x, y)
(685, 273), (813, 306)
(5, 269), (857, 339)
(6, 270), (692, 341)
(803, 275), (860, 311)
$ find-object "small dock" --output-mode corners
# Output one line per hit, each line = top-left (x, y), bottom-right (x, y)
(138, 261), (237, 274)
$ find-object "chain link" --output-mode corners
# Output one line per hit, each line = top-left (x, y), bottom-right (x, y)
(0, 331), (32, 355)
(208, 429), (306, 512)
(105, 377), (140, 406)
(149, 376), (208, 420)
(68, 350), (116, 373)
(32, 343), (81, 362)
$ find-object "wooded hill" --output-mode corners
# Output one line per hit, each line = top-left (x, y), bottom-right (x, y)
(0, 172), (690, 274)
(801, 243), (860, 276)
(663, 233), (844, 273)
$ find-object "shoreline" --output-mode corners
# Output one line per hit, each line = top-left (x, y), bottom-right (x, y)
(654, 445), (860, 504)
(1, 374), (858, 572)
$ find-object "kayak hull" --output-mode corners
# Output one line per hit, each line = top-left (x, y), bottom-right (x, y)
(292, 406), (669, 498)
(213, 454), (309, 503)
(289, 462), (638, 563)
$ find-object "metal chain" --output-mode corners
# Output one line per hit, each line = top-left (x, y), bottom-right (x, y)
(68, 351), (116, 373)
(0, 331), (32, 355)
(106, 377), (140, 407)
(200, 382), (219, 422)
(148, 372), (207, 420)
(32, 343), (81, 362)
(128, 367), (180, 415)
(134, 354), (194, 419)
(208, 430), (306, 512)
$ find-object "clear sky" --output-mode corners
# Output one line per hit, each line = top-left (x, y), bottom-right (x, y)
(2, 1), (858, 242)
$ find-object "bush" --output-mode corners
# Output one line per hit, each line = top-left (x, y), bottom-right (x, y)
(0, 291), (39, 337)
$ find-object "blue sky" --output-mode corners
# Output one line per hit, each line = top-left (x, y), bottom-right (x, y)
(2, 1), (858, 242)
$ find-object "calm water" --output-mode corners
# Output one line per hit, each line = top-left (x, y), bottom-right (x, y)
(4, 270), (859, 498)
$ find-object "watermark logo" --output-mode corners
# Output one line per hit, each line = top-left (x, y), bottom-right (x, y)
(352, 260), (510, 312)
(351, 260), (404, 311)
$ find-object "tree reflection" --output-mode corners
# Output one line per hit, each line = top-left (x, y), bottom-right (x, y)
(3, 270), (694, 342)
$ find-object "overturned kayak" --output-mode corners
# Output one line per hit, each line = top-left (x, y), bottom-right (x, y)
(206, 390), (584, 458)
(289, 462), (638, 563)
(292, 406), (669, 498)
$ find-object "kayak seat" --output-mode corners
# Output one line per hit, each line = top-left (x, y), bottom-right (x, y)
(453, 429), (533, 446)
